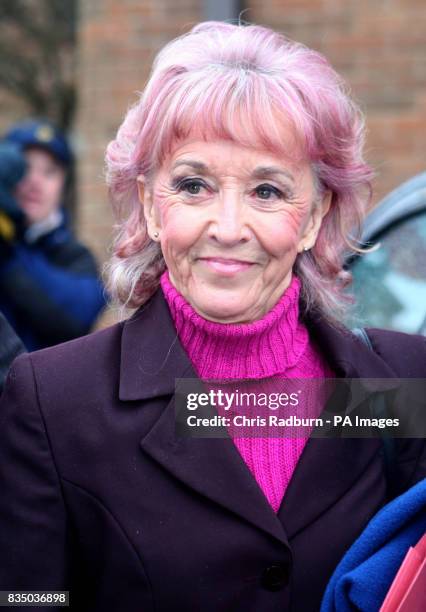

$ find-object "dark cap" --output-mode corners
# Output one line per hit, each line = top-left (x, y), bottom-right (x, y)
(0, 141), (27, 222)
(3, 119), (72, 166)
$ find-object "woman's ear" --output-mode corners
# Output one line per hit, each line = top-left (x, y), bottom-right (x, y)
(137, 175), (161, 241)
(297, 190), (332, 253)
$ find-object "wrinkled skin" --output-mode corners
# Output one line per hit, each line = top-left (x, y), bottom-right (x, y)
(139, 137), (330, 324)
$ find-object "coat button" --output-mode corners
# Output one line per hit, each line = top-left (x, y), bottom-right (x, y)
(261, 564), (290, 591)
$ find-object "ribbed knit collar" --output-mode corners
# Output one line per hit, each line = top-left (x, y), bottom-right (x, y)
(160, 270), (309, 380)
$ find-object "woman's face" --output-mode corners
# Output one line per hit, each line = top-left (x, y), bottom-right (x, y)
(141, 136), (330, 323)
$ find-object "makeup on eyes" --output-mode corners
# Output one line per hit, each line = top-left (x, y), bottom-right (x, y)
(255, 184), (285, 200)
(170, 163), (294, 195)
(170, 175), (296, 203)
(170, 176), (210, 192)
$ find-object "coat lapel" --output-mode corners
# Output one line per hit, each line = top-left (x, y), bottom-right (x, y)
(120, 289), (289, 546)
(120, 289), (401, 544)
(277, 313), (400, 537)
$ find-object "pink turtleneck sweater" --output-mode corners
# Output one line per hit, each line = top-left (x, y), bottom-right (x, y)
(160, 270), (334, 512)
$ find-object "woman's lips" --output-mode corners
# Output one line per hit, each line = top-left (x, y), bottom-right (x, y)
(199, 257), (254, 275)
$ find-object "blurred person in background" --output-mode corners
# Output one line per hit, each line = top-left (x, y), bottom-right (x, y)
(0, 309), (25, 392)
(0, 141), (26, 389)
(0, 119), (106, 350)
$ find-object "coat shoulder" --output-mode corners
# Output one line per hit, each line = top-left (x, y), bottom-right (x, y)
(365, 327), (426, 377)
(29, 320), (125, 372)
(16, 321), (126, 413)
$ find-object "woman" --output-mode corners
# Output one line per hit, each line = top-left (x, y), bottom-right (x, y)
(0, 21), (424, 612)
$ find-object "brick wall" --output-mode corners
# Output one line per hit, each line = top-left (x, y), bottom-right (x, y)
(77, 0), (426, 295)
(246, 0), (426, 204)
(76, 0), (202, 268)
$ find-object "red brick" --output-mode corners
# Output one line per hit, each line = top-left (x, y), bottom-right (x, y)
(76, 0), (426, 268)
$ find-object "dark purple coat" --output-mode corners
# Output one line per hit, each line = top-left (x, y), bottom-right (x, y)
(0, 288), (425, 611)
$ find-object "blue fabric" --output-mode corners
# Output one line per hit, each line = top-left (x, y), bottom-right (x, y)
(0, 219), (106, 350)
(321, 478), (426, 612)
(7, 245), (104, 326)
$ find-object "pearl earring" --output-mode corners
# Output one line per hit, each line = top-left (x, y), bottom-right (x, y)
(153, 231), (159, 239)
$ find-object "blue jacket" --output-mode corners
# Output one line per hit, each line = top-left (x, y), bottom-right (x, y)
(321, 478), (426, 612)
(0, 216), (106, 350)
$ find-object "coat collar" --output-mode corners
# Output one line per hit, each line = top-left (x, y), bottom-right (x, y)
(119, 288), (197, 401)
(119, 287), (399, 546)
(120, 287), (399, 402)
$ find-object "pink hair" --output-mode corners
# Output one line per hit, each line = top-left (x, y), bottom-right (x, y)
(105, 21), (373, 322)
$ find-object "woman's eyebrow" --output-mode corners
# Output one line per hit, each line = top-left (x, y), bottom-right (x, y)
(170, 160), (295, 183)
(171, 160), (209, 173)
(251, 166), (294, 182)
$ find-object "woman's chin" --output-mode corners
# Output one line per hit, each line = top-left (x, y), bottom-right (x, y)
(188, 288), (258, 324)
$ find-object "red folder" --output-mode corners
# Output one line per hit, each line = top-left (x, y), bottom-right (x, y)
(380, 532), (426, 612)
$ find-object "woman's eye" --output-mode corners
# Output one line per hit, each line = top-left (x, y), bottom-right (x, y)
(254, 184), (283, 200)
(178, 179), (206, 195)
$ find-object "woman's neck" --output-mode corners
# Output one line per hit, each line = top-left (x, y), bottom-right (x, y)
(160, 270), (309, 380)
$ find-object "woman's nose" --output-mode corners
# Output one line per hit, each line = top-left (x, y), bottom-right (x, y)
(207, 191), (251, 245)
